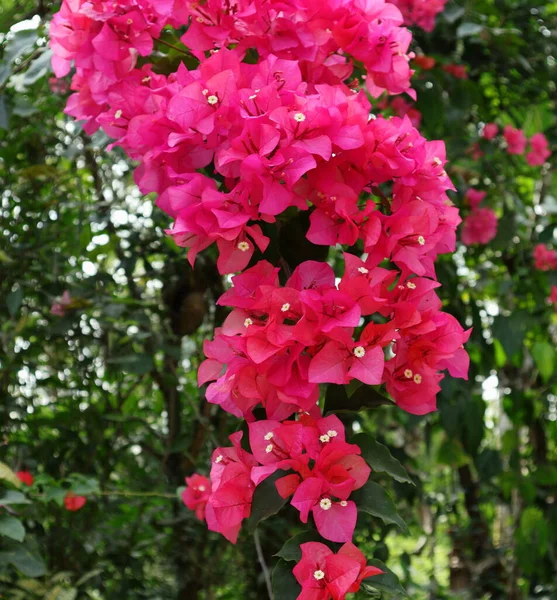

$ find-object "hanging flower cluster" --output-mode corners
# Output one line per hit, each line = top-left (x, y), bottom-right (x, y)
(50, 0), (469, 594)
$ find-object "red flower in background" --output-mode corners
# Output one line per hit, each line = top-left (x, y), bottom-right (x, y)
(16, 471), (34, 486)
(64, 491), (87, 511)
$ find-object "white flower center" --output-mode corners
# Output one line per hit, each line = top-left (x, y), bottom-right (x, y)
(327, 430), (337, 438)
(313, 569), (325, 580)
(198, 485), (206, 492)
(353, 346), (366, 358)
(207, 95), (219, 105)
(265, 444), (274, 453)
(433, 156), (442, 166)
(358, 266), (369, 274)
(114, 109), (123, 119)
(417, 236), (425, 246)
(281, 303), (290, 312)
(215, 455), (223, 463)
(294, 112), (306, 122)
(244, 318), (253, 327)
(319, 498), (332, 511)
(237, 241), (250, 252)
(320, 434), (330, 443)
(340, 500), (348, 507)
(413, 373), (422, 384)
(264, 432), (274, 440)
(404, 369), (413, 379)
(407, 281), (416, 289)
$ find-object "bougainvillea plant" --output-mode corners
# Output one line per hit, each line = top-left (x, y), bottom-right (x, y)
(48, 0), (470, 595)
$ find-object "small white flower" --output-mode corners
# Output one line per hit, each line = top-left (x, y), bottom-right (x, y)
(340, 500), (348, 507)
(265, 444), (274, 453)
(293, 112), (306, 122)
(417, 236), (425, 246)
(358, 266), (369, 274)
(207, 95), (219, 105)
(320, 434), (330, 443)
(327, 430), (338, 438)
(407, 281), (416, 289)
(215, 455), (223, 463)
(281, 303), (290, 312)
(114, 109), (123, 119)
(413, 373), (422, 384)
(354, 346), (366, 358)
(433, 156), (442, 166)
(319, 498), (332, 511)
(244, 318), (253, 327)
(404, 369), (413, 379)
(313, 570), (325, 581)
(264, 432), (274, 441)
(237, 241), (250, 252)
(198, 485), (206, 492)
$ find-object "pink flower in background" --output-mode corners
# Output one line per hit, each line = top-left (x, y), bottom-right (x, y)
(465, 189), (487, 210)
(390, 96), (422, 128)
(182, 474), (211, 521)
(390, 0), (447, 32)
(549, 286), (557, 310)
(293, 542), (383, 600)
(482, 123), (498, 140)
(16, 471), (34, 486)
(51, 290), (72, 316)
(533, 244), (557, 271)
(526, 133), (551, 166)
(503, 125), (527, 155)
(461, 208), (498, 245)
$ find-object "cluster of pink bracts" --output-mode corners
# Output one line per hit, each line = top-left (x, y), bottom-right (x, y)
(534, 244), (557, 312)
(50, 0), (468, 595)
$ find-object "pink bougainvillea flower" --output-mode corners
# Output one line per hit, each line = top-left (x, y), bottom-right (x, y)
(465, 189), (487, 210)
(482, 123), (498, 140)
(16, 471), (34, 486)
(533, 244), (557, 271)
(503, 125), (527, 155)
(51, 290), (72, 317)
(205, 432), (258, 543)
(526, 133), (551, 166)
(64, 492), (87, 511)
(461, 208), (498, 245)
(293, 542), (383, 600)
(182, 474), (211, 521)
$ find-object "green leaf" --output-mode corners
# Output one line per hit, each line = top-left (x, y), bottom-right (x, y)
(6, 285), (23, 317)
(0, 490), (31, 505)
(275, 530), (324, 562)
(271, 558), (301, 600)
(246, 471), (287, 532)
(324, 384), (393, 414)
(351, 481), (408, 533)
(352, 434), (413, 485)
(0, 515), (25, 542)
(22, 48), (52, 85)
(0, 461), (21, 487)
(43, 486), (67, 506)
(457, 22), (484, 37)
(442, 4), (465, 23)
(69, 476), (99, 495)
(0, 541), (46, 577)
(3, 28), (38, 64)
(362, 559), (408, 597)
(531, 341), (555, 382)
(0, 94), (8, 130)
